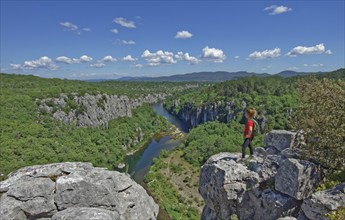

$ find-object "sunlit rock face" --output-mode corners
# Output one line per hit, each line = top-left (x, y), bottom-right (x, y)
(0, 162), (159, 220)
(38, 93), (168, 127)
(199, 130), (344, 220)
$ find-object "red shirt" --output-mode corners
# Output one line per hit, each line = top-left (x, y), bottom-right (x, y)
(244, 119), (254, 138)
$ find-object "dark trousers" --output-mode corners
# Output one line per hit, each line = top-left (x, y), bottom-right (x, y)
(242, 138), (253, 158)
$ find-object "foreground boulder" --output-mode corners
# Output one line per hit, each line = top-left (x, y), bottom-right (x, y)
(199, 130), (335, 220)
(300, 183), (345, 220)
(0, 162), (159, 220)
(275, 158), (322, 200)
(199, 153), (259, 217)
(199, 152), (301, 220)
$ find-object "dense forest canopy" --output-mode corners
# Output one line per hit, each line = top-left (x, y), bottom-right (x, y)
(0, 73), (202, 178)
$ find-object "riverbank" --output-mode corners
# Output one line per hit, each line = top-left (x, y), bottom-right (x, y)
(126, 123), (185, 182)
(120, 103), (190, 219)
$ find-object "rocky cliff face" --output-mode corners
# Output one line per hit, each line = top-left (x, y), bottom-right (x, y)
(0, 162), (159, 220)
(168, 99), (267, 130)
(38, 93), (168, 127)
(199, 130), (345, 220)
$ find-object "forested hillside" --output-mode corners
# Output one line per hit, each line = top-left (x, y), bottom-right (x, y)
(0, 74), (199, 178)
(165, 75), (299, 131)
(165, 68), (344, 131)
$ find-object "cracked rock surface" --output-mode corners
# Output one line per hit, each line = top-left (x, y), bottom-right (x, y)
(0, 162), (159, 220)
(38, 93), (168, 127)
(199, 130), (344, 220)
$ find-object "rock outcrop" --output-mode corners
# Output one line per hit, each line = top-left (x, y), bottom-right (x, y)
(199, 130), (343, 220)
(168, 99), (267, 130)
(300, 183), (345, 220)
(38, 93), (168, 127)
(275, 158), (321, 200)
(0, 162), (159, 220)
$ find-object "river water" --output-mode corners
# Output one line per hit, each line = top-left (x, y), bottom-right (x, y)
(125, 103), (189, 219)
(126, 102), (189, 184)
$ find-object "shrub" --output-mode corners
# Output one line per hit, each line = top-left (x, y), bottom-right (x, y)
(294, 77), (345, 171)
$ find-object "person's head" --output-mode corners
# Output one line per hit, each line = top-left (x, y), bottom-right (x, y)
(245, 108), (257, 119)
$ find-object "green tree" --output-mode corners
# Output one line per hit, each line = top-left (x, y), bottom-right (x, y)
(294, 77), (345, 170)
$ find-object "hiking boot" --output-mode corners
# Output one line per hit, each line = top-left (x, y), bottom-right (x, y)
(237, 157), (245, 163)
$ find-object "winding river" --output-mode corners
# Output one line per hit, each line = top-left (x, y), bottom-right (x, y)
(126, 102), (189, 184)
(124, 103), (189, 219)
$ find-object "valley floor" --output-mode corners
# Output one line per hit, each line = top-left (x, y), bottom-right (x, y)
(146, 149), (204, 220)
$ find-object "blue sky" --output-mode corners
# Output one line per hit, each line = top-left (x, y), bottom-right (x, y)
(1, 1), (344, 79)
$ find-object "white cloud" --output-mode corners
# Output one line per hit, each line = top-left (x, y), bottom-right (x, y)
(248, 48), (281, 60)
(122, 40), (136, 45)
(175, 51), (200, 64)
(113, 17), (136, 28)
(110, 29), (119, 34)
(90, 63), (105, 68)
(113, 39), (136, 45)
(175, 30), (193, 39)
(287, 43), (329, 56)
(134, 64), (143, 68)
(79, 55), (93, 63)
(288, 67), (299, 70)
(122, 55), (137, 62)
(265, 5), (292, 15)
(60, 22), (78, 31)
(102, 56), (117, 62)
(141, 50), (177, 66)
(60, 21), (91, 34)
(10, 64), (22, 70)
(175, 52), (184, 60)
(12, 56), (58, 70)
(303, 63), (324, 67)
(184, 53), (200, 64)
(234, 55), (240, 59)
(56, 55), (93, 64)
(201, 46), (226, 63)
(24, 56), (58, 70)
(56, 56), (76, 64)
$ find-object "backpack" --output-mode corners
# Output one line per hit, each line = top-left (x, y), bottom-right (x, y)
(251, 119), (260, 136)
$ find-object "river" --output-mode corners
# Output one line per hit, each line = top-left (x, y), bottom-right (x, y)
(126, 102), (189, 184)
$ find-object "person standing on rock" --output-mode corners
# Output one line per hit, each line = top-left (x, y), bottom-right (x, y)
(240, 108), (257, 160)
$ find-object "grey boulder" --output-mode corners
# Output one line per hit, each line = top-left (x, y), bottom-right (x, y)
(0, 162), (159, 220)
(275, 158), (322, 200)
(237, 188), (301, 220)
(300, 183), (345, 220)
(52, 207), (119, 220)
(264, 130), (296, 152)
(199, 153), (260, 219)
(277, 217), (298, 220)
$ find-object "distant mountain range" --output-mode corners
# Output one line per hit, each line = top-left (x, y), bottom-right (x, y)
(117, 71), (269, 82)
(86, 70), (321, 82)
(120, 70), (321, 82)
(275, 70), (317, 78)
